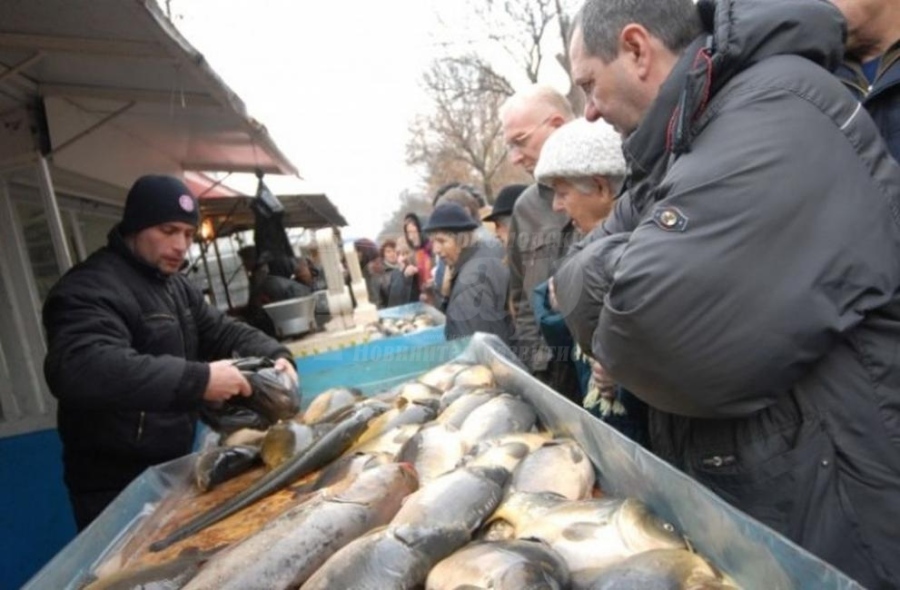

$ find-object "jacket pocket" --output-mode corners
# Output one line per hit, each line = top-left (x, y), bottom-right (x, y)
(138, 313), (183, 356)
(686, 419), (842, 542)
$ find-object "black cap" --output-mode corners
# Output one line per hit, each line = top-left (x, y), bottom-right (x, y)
(423, 202), (478, 233)
(484, 184), (527, 223)
(119, 175), (200, 235)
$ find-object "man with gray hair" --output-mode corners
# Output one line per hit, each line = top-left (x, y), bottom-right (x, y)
(554, 0), (900, 585)
(499, 85), (576, 389)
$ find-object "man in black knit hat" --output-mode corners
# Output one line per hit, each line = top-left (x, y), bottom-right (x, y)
(42, 174), (298, 530)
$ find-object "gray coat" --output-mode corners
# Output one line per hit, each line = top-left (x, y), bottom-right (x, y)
(444, 239), (512, 342)
(507, 184), (571, 370)
(554, 0), (900, 586)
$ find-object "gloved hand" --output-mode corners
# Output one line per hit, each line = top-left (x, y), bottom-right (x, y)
(201, 356), (301, 433)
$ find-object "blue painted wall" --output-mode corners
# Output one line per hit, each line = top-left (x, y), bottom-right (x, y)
(0, 429), (76, 589)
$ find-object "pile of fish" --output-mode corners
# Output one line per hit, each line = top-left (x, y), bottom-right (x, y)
(83, 362), (739, 590)
(364, 313), (438, 338)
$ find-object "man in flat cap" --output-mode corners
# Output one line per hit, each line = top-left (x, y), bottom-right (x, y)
(43, 174), (298, 530)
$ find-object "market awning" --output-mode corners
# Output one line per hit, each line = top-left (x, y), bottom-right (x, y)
(200, 193), (349, 238)
(0, 0), (297, 193)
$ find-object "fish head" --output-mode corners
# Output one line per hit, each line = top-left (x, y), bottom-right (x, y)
(615, 499), (687, 553)
(452, 364), (496, 388)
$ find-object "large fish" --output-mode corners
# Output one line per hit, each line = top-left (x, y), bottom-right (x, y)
(395, 381), (443, 409)
(418, 363), (470, 390)
(260, 420), (328, 470)
(295, 451), (394, 496)
(480, 491), (570, 541)
(465, 432), (552, 457)
(426, 539), (571, 590)
(516, 497), (687, 586)
(300, 524), (471, 590)
(459, 393), (537, 449)
(193, 444), (261, 492)
(149, 403), (385, 552)
(461, 440), (532, 474)
(355, 400), (436, 446)
(509, 438), (596, 500)
(451, 364), (495, 388)
(348, 423), (422, 458)
(437, 383), (485, 412)
(391, 465), (508, 532)
(395, 422), (466, 483)
(302, 387), (363, 423)
(586, 548), (739, 590)
(437, 389), (500, 429)
(181, 463), (419, 590)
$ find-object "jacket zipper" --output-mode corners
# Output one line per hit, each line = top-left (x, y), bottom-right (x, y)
(136, 411), (146, 442)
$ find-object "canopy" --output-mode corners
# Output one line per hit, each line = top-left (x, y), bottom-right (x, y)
(200, 193), (348, 238)
(0, 0), (297, 193)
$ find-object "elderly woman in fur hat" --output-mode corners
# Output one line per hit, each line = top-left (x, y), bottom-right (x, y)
(423, 202), (513, 342)
(533, 118), (648, 444)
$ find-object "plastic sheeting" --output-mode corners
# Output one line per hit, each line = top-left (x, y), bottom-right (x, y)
(24, 334), (862, 589)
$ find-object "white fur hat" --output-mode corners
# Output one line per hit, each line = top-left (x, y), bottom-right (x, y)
(534, 118), (626, 184)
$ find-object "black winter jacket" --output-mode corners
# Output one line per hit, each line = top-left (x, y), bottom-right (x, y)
(554, 0), (900, 587)
(444, 239), (513, 342)
(43, 227), (292, 494)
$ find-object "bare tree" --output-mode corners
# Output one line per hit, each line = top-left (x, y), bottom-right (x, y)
(407, 0), (582, 201)
(406, 56), (529, 204)
(435, 0), (582, 111)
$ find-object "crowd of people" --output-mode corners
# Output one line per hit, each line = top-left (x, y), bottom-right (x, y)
(39, 0), (900, 585)
(355, 0), (900, 586)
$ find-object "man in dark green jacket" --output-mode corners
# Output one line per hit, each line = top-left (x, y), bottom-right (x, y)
(555, 0), (900, 586)
(43, 175), (297, 530)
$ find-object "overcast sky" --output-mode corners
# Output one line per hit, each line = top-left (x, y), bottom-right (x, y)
(170, 0), (446, 240)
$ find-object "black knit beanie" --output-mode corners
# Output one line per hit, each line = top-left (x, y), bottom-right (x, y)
(119, 175), (200, 235)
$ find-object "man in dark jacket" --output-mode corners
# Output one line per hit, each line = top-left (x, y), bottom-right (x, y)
(423, 203), (512, 342)
(831, 0), (900, 162)
(554, 0), (900, 586)
(43, 175), (298, 531)
(499, 86), (578, 391)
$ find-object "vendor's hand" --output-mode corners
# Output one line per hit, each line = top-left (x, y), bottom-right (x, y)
(274, 357), (299, 390)
(404, 265), (419, 277)
(548, 278), (560, 311)
(205, 360), (252, 403)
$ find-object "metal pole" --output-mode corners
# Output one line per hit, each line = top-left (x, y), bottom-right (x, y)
(35, 153), (73, 273)
(211, 237), (233, 310)
(199, 245), (217, 308)
(67, 209), (87, 262)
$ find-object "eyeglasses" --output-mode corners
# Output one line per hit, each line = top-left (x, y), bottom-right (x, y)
(505, 116), (554, 152)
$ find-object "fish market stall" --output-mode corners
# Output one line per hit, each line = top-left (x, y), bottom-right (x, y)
(25, 334), (861, 589)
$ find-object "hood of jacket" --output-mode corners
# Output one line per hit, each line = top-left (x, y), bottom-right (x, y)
(626, 0), (846, 167)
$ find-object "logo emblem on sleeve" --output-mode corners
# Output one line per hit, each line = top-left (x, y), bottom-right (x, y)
(653, 207), (688, 232)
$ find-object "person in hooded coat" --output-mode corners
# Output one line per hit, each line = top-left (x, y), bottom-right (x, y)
(554, 0), (900, 586)
(402, 213), (434, 301)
